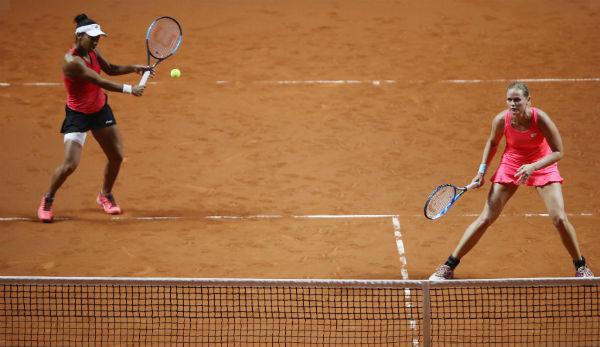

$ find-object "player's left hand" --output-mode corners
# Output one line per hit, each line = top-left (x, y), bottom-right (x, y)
(133, 65), (156, 77)
(515, 164), (536, 185)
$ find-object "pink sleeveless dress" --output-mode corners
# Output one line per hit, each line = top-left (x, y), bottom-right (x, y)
(491, 108), (563, 186)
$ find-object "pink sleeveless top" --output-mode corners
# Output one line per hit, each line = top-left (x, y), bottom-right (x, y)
(63, 48), (106, 114)
(491, 107), (563, 186)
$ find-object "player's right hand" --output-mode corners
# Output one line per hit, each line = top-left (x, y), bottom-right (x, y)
(471, 174), (485, 188)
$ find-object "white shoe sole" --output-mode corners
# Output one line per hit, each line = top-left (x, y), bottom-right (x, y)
(428, 275), (450, 281)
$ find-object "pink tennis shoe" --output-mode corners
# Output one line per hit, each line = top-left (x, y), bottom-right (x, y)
(37, 195), (54, 223)
(96, 193), (122, 215)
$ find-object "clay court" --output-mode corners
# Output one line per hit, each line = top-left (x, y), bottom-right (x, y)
(1, 0), (600, 283)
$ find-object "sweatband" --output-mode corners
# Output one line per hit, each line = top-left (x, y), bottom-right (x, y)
(478, 163), (487, 174)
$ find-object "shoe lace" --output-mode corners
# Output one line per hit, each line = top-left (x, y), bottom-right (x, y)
(435, 265), (450, 277)
(102, 193), (117, 207)
(577, 266), (591, 275)
(42, 197), (54, 211)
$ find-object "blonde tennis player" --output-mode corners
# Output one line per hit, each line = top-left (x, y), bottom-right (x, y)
(430, 81), (593, 279)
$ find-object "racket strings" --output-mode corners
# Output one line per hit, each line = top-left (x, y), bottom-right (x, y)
(425, 186), (455, 218)
(148, 19), (181, 59)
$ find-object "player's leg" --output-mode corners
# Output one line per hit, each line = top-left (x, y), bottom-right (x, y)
(47, 138), (84, 196)
(92, 125), (123, 194)
(451, 183), (518, 259)
(91, 125), (123, 214)
(536, 182), (593, 277)
(430, 183), (518, 280)
(38, 135), (85, 222)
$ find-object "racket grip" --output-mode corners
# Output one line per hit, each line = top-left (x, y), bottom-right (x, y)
(465, 182), (479, 190)
(139, 70), (151, 86)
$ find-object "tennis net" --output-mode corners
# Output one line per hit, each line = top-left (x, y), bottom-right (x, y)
(0, 276), (598, 346)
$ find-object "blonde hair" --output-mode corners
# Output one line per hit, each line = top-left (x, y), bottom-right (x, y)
(506, 81), (529, 98)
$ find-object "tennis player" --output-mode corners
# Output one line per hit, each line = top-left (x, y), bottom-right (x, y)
(37, 14), (153, 222)
(430, 81), (594, 279)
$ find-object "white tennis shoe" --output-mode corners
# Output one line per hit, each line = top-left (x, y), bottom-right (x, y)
(429, 264), (454, 280)
(576, 265), (594, 278)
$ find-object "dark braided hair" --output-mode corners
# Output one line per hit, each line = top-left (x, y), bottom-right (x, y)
(74, 13), (97, 31)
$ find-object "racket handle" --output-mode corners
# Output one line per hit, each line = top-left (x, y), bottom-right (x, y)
(465, 182), (479, 190)
(139, 70), (151, 87)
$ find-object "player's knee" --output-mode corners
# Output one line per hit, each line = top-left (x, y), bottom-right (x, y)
(477, 214), (496, 228)
(109, 151), (124, 165)
(551, 213), (568, 228)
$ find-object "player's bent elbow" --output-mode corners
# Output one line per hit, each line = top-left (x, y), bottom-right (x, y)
(553, 151), (564, 161)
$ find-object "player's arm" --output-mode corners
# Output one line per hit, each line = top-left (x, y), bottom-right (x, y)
(94, 49), (147, 76)
(95, 49), (154, 77)
(63, 53), (145, 96)
(532, 109), (564, 168)
(472, 112), (505, 187)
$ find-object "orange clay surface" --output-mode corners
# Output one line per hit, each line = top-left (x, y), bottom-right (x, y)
(0, 0), (599, 280)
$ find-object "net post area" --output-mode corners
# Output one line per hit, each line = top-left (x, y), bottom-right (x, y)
(0, 276), (598, 346)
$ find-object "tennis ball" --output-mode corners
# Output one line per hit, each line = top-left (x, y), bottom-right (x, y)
(170, 68), (181, 78)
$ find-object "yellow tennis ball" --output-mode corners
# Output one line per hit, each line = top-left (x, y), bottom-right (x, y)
(170, 68), (181, 78)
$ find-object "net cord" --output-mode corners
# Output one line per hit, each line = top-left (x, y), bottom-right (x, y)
(0, 275), (597, 288)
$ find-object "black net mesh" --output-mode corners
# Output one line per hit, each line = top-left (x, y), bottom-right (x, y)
(1, 278), (598, 346)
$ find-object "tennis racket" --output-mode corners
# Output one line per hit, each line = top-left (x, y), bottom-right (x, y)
(139, 16), (183, 86)
(424, 182), (478, 220)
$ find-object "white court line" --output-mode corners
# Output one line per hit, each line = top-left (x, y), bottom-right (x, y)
(443, 77), (600, 84)
(112, 216), (182, 221)
(215, 79), (397, 86)
(255, 80), (396, 86)
(392, 216), (409, 280)
(206, 215), (282, 220)
(523, 212), (593, 217)
(294, 214), (397, 219)
(217, 79), (379, 85)
(215, 77), (600, 86)
(0, 217), (71, 221)
(1, 212), (594, 222)
(22, 82), (61, 86)
(206, 214), (395, 220)
(392, 216), (418, 346)
(0, 82), (159, 87)
(3, 78), (600, 88)
(0, 214), (397, 222)
(413, 212), (594, 218)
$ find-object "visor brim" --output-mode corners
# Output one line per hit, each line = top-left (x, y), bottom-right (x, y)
(85, 29), (107, 37)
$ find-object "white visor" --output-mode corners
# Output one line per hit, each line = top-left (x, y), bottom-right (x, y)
(75, 24), (107, 37)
